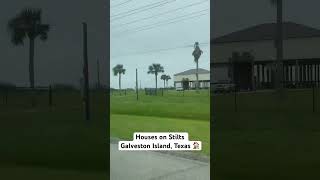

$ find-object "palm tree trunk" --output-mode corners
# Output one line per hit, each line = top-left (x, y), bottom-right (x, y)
(119, 73), (121, 90)
(276, 0), (284, 93)
(165, 80), (168, 91)
(196, 61), (199, 91)
(164, 80), (165, 89)
(29, 37), (35, 107)
(155, 74), (158, 94)
(29, 37), (35, 89)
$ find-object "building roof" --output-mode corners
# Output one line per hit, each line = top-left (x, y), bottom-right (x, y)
(212, 22), (320, 44)
(174, 68), (210, 76)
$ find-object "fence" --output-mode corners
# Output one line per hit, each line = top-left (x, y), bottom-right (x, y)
(0, 86), (52, 107)
(110, 88), (165, 96)
(110, 89), (136, 96)
(0, 86), (108, 109)
(255, 79), (320, 90)
(144, 88), (166, 96)
(212, 81), (320, 113)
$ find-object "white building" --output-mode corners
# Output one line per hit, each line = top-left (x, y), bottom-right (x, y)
(174, 68), (210, 89)
(212, 22), (320, 90)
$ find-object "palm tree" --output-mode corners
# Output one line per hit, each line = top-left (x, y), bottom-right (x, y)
(148, 63), (164, 93)
(161, 74), (167, 89)
(8, 8), (50, 89)
(192, 42), (203, 92)
(165, 75), (171, 88)
(113, 64), (126, 92)
(270, 0), (284, 92)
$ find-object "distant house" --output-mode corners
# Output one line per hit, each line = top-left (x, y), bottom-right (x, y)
(211, 22), (320, 90)
(174, 68), (210, 89)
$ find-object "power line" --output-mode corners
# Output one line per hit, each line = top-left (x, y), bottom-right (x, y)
(113, 13), (208, 37)
(112, 10), (209, 36)
(110, 0), (176, 21)
(111, 0), (133, 8)
(111, 42), (209, 58)
(111, 0), (173, 17)
(122, 9), (209, 31)
(111, 0), (209, 28)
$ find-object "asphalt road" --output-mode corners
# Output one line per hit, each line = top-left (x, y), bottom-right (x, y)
(110, 143), (210, 180)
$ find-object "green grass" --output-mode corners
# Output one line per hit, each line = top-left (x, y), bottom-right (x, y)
(0, 90), (108, 179)
(3, 88), (319, 179)
(213, 88), (320, 180)
(111, 90), (210, 120)
(110, 89), (210, 155)
(111, 114), (210, 155)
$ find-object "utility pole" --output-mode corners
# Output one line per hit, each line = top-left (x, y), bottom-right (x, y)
(276, 0), (284, 92)
(97, 59), (101, 89)
(136, 68), (139, 100)
(83, 22), (90, 122)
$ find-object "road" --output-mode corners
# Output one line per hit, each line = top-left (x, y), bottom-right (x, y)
(110, 143), (210, 180)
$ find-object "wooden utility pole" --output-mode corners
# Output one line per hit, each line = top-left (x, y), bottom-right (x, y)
(136, 68), (139, 100)
(83, 22), (90, 121)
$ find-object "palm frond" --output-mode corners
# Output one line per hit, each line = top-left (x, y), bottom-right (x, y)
(11, 28), (26, 45)
(38, 24), (50, 41)
(8, 8), (49, 45)
(112, 67), (118, 76)
(148, 63), (164, 74)
(148, 65), (154, 74)
(113, 64), (125, 76)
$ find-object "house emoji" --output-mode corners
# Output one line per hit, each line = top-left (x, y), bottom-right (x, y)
(193, 142), (200, 150)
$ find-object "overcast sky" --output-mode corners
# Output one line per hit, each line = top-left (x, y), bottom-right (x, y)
(212, 0), (320, 38)
(110, 0), (210, 89)
(0, 0), (107, 87)
(1, 0), (319, 88)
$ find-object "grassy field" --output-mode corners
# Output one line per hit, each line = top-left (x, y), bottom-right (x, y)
(3, 87), (320, 179)
(0, 90), (108, 179)
(110, 89), (211, 155)
(213, 88), (320, 180)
